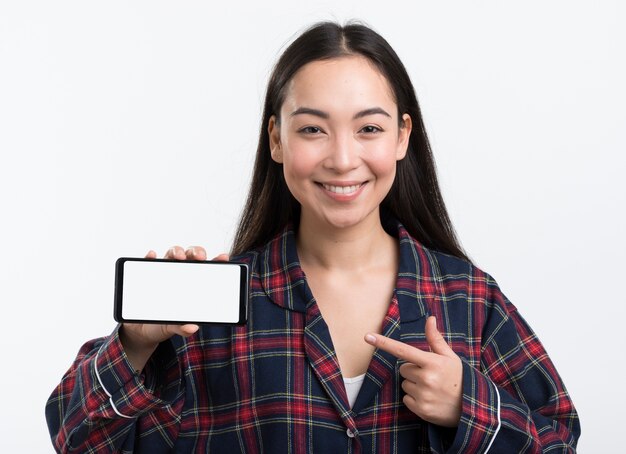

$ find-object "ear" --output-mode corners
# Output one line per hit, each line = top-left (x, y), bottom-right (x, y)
(396, 113), (412, 161)
(268, 115), (283, 163)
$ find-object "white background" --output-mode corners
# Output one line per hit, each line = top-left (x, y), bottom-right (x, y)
(1, 1), (624, 452)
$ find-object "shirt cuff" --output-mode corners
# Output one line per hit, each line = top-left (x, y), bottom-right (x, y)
(428, 360), (501, 453)
(93, 325), (184, 419)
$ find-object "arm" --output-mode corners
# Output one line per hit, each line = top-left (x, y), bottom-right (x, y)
(45, 326), (185, 453)
(436, 301), (579, 453)
(45, 246), (226, 453)
(428, 281), (580, 453)
(366, 302), (580, 452)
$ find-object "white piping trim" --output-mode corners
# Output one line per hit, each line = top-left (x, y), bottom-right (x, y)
(94, 346), (111, 398)
(483, 382), (501, 454)
(109, 398), (135, 419)
(94, 345), (134, 419)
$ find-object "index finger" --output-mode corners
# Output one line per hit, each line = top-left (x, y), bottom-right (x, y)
(365, 333), (430, 367)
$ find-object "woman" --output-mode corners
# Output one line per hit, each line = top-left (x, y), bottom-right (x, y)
(46, 21), (580, 452)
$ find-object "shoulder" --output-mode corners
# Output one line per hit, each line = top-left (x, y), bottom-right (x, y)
(229, 239), (268, 275)
(406, 233), (512, 320)
(229, 249), (261, 267)
(428, 247), (498, 292)
(229, 224), (296, 276)
(396, 222), (498, 293)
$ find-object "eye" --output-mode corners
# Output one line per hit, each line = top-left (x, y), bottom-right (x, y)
(359, 125), (383, 134)
(298, 126), (323, 134)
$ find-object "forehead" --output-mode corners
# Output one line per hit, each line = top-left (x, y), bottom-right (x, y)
(281, 56), (397, 115)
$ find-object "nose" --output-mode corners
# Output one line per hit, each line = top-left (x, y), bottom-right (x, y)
(324, 132), (360, 173)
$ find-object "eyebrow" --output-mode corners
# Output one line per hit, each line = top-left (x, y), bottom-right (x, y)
(289, 106), (392, 120)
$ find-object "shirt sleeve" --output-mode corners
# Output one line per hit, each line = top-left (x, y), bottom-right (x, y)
(45, 325), (185, 453)
(429, 281), (580, 453)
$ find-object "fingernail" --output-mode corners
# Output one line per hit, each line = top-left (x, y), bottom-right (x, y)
(365, 334), (376, 344)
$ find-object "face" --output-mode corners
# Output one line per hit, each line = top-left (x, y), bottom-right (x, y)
(268, 56), (412, 232)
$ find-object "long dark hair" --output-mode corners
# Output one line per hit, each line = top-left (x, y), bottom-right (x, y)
(231, 21), (469, 262)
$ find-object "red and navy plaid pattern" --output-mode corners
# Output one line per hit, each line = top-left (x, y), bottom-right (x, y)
(46, 222), (580, 453)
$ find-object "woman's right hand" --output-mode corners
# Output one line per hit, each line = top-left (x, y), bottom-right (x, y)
(119, 246), (229, 372)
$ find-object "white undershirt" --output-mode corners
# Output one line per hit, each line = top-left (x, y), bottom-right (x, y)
(343, 373), (366, 408)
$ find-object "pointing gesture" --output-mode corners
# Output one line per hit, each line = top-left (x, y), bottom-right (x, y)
(364, 316), (463, 427)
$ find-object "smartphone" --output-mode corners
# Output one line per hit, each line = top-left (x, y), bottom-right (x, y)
(114, 257), (248, 325)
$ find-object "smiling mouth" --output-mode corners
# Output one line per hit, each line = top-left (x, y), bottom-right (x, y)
(321, 183), (364, 195)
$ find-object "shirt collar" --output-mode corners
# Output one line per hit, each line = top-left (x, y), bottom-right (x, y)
(258, 221), (439, 322)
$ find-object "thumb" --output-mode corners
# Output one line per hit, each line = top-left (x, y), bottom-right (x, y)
(167, 324), (199, 338)
(425, 316), (454, 357)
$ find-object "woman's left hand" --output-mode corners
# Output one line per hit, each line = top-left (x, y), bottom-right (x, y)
(365, 316), (463, 427)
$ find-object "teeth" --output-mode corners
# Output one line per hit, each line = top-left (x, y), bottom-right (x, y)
(322, 183), (361, 194)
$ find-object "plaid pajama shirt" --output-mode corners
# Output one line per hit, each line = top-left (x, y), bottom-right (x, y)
(46, 221), (580, 453)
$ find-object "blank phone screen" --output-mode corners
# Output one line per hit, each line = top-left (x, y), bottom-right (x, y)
(115, 259), (248, 325)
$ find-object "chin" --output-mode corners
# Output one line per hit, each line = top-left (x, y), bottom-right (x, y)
(320, 210), (378, 231)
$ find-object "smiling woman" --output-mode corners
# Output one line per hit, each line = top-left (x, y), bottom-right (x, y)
(45, 21), (580, 453)
(268, 56), (411, 235)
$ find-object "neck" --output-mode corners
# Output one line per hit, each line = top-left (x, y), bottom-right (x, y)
(296, 211), (396, 272)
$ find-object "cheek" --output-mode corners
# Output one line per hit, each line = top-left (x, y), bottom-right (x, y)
(280, 149), (319, 201)
(281, 141), (319, 179)
(285, 154), (315, 179)
(367, 147), (400, 179)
